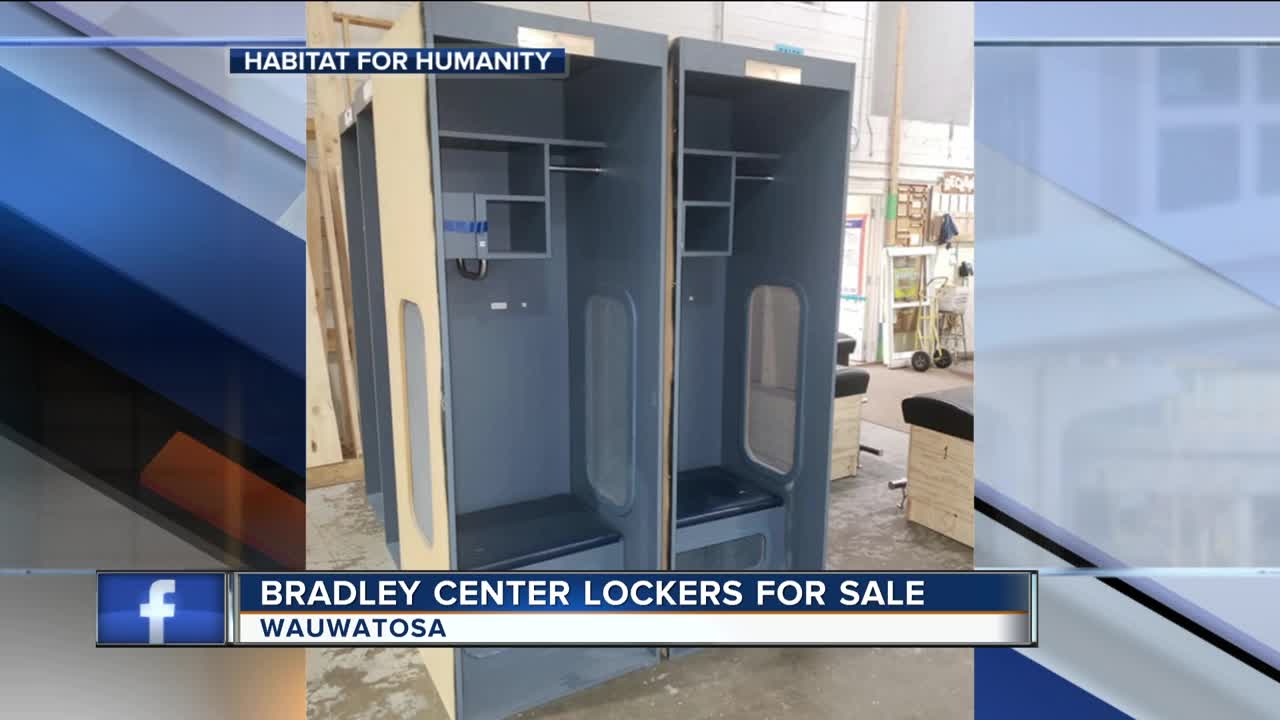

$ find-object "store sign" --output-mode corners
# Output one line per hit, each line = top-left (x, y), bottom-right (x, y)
(940, 171), (974, 195)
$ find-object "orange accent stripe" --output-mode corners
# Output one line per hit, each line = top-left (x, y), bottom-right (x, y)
(141, 432), (303, 568)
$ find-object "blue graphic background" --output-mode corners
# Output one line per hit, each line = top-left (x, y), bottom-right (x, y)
(976, 2), (1280, 715)
(97, 572), (226, 645)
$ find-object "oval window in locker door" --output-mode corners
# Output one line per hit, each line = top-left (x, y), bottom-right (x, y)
(745, 285), (801, 475)
(402, 300), (433, 545)
(584, 293), (635, 509)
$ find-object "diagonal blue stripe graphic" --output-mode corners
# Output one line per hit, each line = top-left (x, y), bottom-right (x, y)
(0, 206), (302, 476)
(976, 139), (1280, 316)
(0, 65), (302, 377)
(977, 648), (1132, 719)
(0, 66), (302, 474)
(30, 1), (305, 158)
(976, 45), (1280, 309)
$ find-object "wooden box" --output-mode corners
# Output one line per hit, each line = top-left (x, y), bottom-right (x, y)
(905, 424), (974, 546)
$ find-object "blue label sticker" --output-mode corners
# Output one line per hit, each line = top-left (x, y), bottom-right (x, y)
(443, 219), (487, 234)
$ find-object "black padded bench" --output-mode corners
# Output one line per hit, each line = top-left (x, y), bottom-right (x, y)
(835, 365), (869, 397)
(456, 494), (621, 571)
(900, 386), (973, 442)
(677, 466), (782, 528)
(836, 333), (856, 366)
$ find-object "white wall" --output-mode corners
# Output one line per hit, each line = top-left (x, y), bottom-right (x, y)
(317, 2), (975, 190)
(479, 2), (975, 192)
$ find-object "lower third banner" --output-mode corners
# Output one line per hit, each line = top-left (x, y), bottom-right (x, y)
(233, 571), (1035, 647)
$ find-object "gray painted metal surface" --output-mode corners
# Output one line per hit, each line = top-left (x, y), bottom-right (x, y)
(339, 105), (400, 564)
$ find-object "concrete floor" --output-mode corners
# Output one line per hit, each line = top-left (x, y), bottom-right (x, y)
(307, 421), (973, 719)
(858, 365), (972, 434)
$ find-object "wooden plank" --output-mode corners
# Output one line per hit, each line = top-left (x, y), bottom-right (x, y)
(369, 5), (457, 716)
(309, 0), (357, 355)
(332, 11), (394, 30)
(340, 16), (353, 99)
(660, 56), (677, 574)
(315, 164), (362, 456)
(305, 164), (327, 315)
(325, 167), (358, 352)
(307, 457), (364, 490)
(306, 252), (344, 469)
(307, 2), (346, 173)
(307, 1), (360, 458)
(885, 1), (907, 249)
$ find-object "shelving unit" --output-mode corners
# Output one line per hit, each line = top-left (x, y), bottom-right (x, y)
(678, 148), (780, 257)
(669, 38), (855, 582)
(436, 133), (610, 261)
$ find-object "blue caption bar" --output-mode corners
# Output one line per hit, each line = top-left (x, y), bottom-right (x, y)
(229, 47), (568, 75)
(238, 572), (1034, 613)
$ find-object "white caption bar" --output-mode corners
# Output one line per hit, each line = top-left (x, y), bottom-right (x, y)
(238, 612), (1031, 646)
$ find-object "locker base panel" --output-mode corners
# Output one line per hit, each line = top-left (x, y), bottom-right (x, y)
(460, 645), (656, 720)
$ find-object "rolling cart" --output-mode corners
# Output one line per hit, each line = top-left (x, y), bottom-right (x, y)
(910, 277), (952, 372)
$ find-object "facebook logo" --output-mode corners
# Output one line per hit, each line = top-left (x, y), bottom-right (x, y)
(97, 572), (227, 646)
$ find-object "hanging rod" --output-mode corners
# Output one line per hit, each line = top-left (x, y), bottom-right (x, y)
(550, 165), (603, 174)
(735, 175), (775, 181)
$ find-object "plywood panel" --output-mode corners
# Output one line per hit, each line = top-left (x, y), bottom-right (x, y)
(830, 393), (862, 480)
(905, 425), (973, 546)
(369, 5), (457, 717)
(905, 496), (974, 547)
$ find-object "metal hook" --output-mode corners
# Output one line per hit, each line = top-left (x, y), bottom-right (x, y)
(455, 258), (488, 280)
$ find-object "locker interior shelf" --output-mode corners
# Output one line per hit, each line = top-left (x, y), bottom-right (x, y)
(681, 202), (733, 255)
(439, 132), (607, 259)
(678, 147), (779, 257)
(439, 129), (607, 151)
(683, 147), (780, 160)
